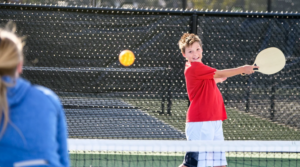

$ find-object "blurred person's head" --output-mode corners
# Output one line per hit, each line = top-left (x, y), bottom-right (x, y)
(0, 21), (25, 137)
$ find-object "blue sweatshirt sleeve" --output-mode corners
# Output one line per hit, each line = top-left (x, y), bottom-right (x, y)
(56, 103), (69, 167)
(35, 86), (70, 167)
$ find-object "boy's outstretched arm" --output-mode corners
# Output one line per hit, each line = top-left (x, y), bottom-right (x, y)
(214, 65), (258, 78)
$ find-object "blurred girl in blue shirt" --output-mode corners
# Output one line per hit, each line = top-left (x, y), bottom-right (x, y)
(0, 22), (69, 167)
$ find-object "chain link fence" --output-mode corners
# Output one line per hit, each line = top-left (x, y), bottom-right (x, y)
(1, 4), (299, 140)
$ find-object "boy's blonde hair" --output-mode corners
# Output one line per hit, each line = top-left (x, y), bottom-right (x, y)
(0, 22), (24, 137)
(178, 33), (202, 54)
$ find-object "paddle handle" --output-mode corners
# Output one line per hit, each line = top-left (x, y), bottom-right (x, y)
(253, 63), (258, 71)
(241, 63), (258, 76)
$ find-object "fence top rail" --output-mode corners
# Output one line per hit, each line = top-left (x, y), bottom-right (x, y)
(1, 3), (300, 18)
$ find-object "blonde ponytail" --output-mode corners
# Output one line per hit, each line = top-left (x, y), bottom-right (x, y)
(0, 22), (24, 137)
(0, 78), (9, 137)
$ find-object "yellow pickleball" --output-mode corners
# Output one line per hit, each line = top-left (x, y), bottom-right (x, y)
(119, 50), (135, 66)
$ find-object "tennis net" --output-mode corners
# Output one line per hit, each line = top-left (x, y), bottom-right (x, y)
(68, 139), (300, 167)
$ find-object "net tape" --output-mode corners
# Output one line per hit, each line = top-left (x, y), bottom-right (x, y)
(68, 139), (300, 152)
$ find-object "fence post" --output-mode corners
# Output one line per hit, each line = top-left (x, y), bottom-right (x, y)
(161, 90), (165, 115)
(191, 13), (198, 34)
(270, 86), (276, 120)
(161, 68), (172, 115)
(182, 0), (187, 10)
(167, 78), (172, 115)
(184, 13), (198, 108)
(162, 12), (198, 115)
(245, 76), (254, 113)
(267, 0), (272, 12)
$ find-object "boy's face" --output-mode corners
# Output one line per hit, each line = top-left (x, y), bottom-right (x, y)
(182, 42), (202, 63)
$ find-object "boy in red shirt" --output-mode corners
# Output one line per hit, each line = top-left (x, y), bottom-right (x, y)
(178, 33), (257, 167)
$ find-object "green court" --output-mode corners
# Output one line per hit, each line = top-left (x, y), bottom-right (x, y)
(122, 98), (300, 140)
(70, 152), (300, 167)
(68, 98), (300, 167)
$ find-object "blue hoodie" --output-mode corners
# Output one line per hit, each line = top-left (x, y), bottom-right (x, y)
(0, 77), (69, 167)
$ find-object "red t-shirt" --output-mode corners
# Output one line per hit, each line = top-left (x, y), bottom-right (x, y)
(184, 62), (227, 122)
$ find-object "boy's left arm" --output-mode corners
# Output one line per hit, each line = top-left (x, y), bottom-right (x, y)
(214, 65), (257, 78)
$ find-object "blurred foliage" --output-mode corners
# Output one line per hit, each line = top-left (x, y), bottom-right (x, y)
(191, 0), (238, 10)
(1, 0), (299, 12)
(190, 0), (267, 11)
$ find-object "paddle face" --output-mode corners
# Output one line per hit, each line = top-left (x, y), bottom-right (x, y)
(254, 47), (286, 75)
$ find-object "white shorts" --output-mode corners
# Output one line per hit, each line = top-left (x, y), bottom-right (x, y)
(185, 121), (227, 167)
